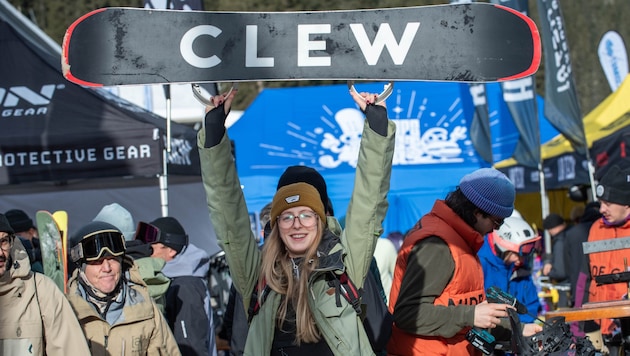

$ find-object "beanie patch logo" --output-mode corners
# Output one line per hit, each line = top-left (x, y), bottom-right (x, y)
(285, 195), (300, 204)
(596, 184), (604, 198)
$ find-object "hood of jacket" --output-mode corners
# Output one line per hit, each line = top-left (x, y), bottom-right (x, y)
(0, 238), (31, 295)
(162, 243), (210, 278)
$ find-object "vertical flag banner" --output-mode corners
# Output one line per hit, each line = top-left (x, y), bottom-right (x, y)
(598, 31), (629, 93)
(501, 76), (540, 168)
(469, 83), (493, 163)
(491, 0), (540, 168)
(537, 0), (586, 155)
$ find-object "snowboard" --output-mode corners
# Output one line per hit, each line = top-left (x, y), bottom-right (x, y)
(62, 3), (540, 86)
(52, 210), (69, 293)
(36, 211), (65, 292)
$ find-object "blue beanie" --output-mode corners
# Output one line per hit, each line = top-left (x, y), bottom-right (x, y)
(459, 168), (515, 218)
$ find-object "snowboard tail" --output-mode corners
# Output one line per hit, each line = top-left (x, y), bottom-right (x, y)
(62, 4), (540, 86)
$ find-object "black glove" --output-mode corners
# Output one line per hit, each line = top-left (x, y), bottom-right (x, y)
(203, 103), (228, 148)
(364, 104), (388, 137)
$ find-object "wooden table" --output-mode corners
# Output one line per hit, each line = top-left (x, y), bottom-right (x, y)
(546, 300), (630, 322)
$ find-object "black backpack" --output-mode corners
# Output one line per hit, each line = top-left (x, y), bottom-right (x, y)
(248, 261), (393, 354)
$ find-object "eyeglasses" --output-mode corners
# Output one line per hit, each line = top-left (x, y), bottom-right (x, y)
(490, 216), (505, 229)
(277, 211), (318, 229)
(70, 230), (125, 263)
(0, 235), (12, 251)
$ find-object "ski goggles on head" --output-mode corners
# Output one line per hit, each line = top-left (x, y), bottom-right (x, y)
(70, 229), (125, 263)
(135, 221), (161, 244)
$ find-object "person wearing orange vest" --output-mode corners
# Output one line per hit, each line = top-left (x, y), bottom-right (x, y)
(387, 168), (541, 356)
(586, 164), (630, 355)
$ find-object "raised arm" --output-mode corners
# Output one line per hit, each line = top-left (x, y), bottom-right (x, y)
(342, 90), (396, 287)
(197, 91), (261, 304)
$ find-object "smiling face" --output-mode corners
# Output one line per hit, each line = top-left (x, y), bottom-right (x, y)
(277, 206), (320, 258)
(84, 256), (122, 293)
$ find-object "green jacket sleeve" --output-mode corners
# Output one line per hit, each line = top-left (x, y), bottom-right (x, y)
(341, 110), (396, 288)
(197, 129), (261, 310)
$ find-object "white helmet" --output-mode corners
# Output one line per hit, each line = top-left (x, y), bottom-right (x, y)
(491, 216), (541, 256)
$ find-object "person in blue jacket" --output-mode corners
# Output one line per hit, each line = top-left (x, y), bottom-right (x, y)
(478, 215), (542, 323)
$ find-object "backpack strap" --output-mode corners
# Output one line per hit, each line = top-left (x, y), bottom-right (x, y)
(328, 271), (362, 315)
(247, 281), (271, 324)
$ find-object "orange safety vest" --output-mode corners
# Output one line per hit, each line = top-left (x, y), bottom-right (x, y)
(587, 218), (630, 335)
(388, 200), (484, 356)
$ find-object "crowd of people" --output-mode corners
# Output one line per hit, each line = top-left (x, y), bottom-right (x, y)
(1, 87), (628, 356)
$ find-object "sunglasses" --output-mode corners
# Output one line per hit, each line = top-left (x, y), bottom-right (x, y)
(70, 230), (125, 263)
(481, 211), (505, 229)
(490, 216), (505, 229)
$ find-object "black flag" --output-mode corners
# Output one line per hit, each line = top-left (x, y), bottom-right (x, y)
(537, 0), (586, 155)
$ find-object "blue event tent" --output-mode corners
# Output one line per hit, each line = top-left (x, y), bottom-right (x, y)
(228, 82), (558, 236)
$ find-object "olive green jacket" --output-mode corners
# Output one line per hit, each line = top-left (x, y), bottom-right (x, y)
(198, 116), (395, 356)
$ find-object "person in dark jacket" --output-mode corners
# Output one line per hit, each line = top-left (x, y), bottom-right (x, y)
(564, 202), (601, 338)
(542, 213), (571, 308)
(564, 202), (601, 309)
(147, 216), (217, 356)
(4, 209), (43, 273)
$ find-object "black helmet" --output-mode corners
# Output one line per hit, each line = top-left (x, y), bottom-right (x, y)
(70, 221), (125, 264)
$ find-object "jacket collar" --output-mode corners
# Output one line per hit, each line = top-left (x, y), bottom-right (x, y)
(430, 200), (485, 252)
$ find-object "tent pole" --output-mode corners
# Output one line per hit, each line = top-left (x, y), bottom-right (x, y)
(538, 163), (551, 255)
(160, 85), (172, 217)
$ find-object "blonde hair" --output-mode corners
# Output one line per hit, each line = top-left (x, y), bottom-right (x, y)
(258, 218), (324, 344)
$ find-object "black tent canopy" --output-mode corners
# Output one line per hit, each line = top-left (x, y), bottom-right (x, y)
(0, 0), (200, 185)
(0, 0), (220, 254)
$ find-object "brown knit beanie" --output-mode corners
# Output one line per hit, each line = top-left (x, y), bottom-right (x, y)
(270, 183), (325, 228)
